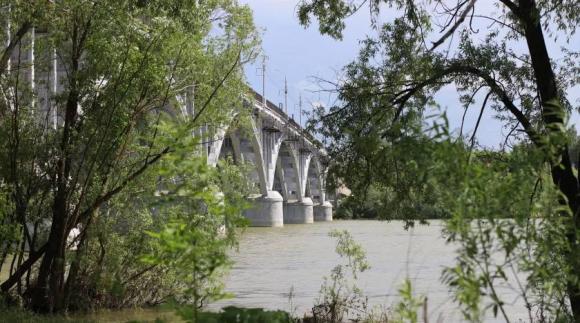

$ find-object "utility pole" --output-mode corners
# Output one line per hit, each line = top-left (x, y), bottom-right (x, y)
(299, 94), (302, 129)
(284, 76), (288, 116)
(261, 55), (267, 107)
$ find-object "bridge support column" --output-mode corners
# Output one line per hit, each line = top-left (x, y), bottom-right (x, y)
(314, 201), (333, 222)
(283, 197), (314, 224)
(244, 191), (284, 227)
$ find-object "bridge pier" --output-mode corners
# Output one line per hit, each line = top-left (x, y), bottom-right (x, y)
(314, 201), (333, 222)
(243, 191), (284, 227)
(283, 198), (314, 224)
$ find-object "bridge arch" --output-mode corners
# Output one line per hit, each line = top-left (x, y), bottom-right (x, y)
(198, 91), (332, 226)
(274, 141), (300, 201)
(309, 155), (333, 221)
(305, 155), (323, 203)
(212, 123), (268, 196)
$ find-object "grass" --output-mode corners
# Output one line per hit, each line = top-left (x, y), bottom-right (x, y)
(0, 307), (96, 323)
(0, 306), (295, 323)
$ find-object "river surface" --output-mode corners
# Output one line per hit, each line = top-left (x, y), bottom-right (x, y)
(209, 220), (529, 323)
(78, 220), (530, 322)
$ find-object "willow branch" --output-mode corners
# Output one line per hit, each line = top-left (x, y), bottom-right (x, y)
(392, 63), (538, 145)
(430, 0), (477, 51)
(469, 90), (492, 156)
(190, 49), (242, 126)
(0, 21), (32, 77)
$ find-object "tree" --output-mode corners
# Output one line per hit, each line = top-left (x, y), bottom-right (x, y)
(312, 230), (370, 322)
(298, 0), (580, 321)
(0, 0), (258, 313)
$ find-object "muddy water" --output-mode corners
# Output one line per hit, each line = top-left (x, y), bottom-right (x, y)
(71, 220), (529, 322)
(209, 220), (528, 323)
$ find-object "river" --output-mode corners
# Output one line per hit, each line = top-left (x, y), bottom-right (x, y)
(78, 220), (530, 322)
(210, 220), (529, 323)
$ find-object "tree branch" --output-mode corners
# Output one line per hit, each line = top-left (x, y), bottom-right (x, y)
(75, 147), (170, 224)
(469, 90), (492, 155)
(0, 21), (32, 77)
(430, 0), (476, 52)
(498, 0), (520, 17)
(190, 49), (242, 126)
(1, 243), (47, 292)
(392, 63), (539, 145)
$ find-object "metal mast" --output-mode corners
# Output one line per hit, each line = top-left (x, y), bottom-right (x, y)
(261, 55), (267, 107)
(284, 76), (288, 116)
(299, 94), (303, 130)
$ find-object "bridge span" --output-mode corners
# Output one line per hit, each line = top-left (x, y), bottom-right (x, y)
(6, 25), (331, 227)
(199, 89), (333, 227)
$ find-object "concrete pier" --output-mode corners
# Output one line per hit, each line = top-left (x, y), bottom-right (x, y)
(243, 191), (284, 227)
(314, 201), (333, 222)
(283, 198), (314, 224)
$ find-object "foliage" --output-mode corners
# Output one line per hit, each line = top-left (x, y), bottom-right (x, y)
(0, 307), (95, 323)
(59, 120), (253, 313)
(312, 230), (370, 322)
(392, 279), (425, 323)
(0, 0), (259, 314)
(140, 122), (250, 312)
(0, 306), (292, 323)
(181, 306), (292, 323)
(334, 179), (449, 221)
(310, 231), (432, 323)
(439, 145), (575, 322)
(297, 0), (580, 321)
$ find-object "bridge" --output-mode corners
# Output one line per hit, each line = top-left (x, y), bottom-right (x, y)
(6, 27), (332, 228)
(197, 89), (333, 227)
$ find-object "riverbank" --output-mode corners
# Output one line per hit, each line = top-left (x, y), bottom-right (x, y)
(0, 306), (296, 323)
(0, 308), (96, 323)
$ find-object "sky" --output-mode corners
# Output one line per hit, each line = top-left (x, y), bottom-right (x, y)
(240, 0), (580, 148)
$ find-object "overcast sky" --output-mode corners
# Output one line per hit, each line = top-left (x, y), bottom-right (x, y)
(240, 0), (580, 148)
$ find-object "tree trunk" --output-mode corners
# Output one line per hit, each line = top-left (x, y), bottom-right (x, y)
(63, 215), (93, 309)
(519, 0), (580, 320)
(0, 21), (32, 77)
(0, 243), (47, 293)
(30, 191), (69, 313)
(29, 20), (85, 310)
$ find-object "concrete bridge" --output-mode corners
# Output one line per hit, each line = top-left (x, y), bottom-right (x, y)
(195, 89), (333, 227)
(6, 26), (332, 227)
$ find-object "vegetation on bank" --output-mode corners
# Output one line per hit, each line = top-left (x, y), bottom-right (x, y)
(0, 0), (259, 315)
(0, 306), (291, 323)
(0, 230), (425, 323)
(0, 307), (96, 323)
